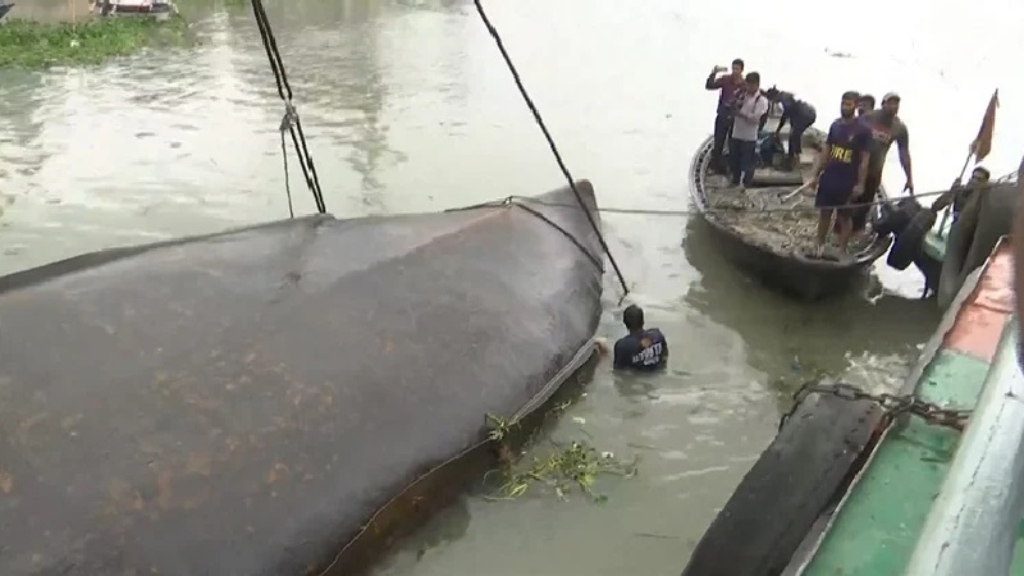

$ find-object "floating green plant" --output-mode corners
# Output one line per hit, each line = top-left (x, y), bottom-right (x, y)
(485, 411), (639, 503)
(0, 16), (191, 69)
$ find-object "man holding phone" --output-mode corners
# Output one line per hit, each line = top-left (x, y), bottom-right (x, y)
(704, 58), (746, 174)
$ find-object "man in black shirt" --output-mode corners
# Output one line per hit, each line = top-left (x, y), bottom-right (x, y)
(612, 305), (668, 371)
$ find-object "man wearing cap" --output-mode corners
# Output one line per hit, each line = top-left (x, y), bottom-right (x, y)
(854, 92), (913, 232)
(611, 305), (668, 371)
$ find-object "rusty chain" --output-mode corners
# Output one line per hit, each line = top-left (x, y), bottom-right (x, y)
(780, 381), (972, 432)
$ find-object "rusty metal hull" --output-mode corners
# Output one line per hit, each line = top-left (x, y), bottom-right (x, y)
(0, 183), (604, 575)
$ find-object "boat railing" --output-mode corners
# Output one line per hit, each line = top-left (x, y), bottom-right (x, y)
(905, 318), (1024, 576)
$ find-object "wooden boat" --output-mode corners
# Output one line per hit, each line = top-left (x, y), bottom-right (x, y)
(680, 238), (1020, 576)
(687, 114), (893, 300)
(0, 183), (604, 576)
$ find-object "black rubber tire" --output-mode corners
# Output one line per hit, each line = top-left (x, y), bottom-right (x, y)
(873, 197), (922, 236)
(680, 389), (883, 576)
(887, 208), (936, 270)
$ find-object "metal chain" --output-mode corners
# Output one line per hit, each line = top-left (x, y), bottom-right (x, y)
(780, 381), (971, 432)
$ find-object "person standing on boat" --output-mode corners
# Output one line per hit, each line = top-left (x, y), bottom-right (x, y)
(612, 305), (668, 371)
(765, 87), (817, 171)
(856, 94), (875, 117)
(705, 59), (746, 174)
(729, 72), (770, 189)
(854, 92), (913, 232)
(808, 91), (871, 257)
(931, 166), (991, 222)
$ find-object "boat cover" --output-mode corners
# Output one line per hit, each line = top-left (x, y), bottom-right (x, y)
(0, 183), (604, 575)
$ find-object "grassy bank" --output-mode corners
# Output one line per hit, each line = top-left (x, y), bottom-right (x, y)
(0, 17), (191, 69)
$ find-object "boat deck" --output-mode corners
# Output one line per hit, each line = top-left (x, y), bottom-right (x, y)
(795, 240), (1021, 575)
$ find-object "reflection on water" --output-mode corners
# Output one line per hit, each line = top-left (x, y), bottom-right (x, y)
(682, 217), (936, 396)
(2, 0), (1022, 573)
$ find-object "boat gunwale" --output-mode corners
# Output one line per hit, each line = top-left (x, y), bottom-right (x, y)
(317, 342), (602, 576)
(784, 237), (1013, 575)
(687, 129), (893, 271)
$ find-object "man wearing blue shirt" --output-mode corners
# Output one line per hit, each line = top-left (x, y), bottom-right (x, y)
(612, 305), (668, 371)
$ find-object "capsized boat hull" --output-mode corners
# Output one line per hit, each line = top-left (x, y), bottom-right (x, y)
(0, 183), (604, 575)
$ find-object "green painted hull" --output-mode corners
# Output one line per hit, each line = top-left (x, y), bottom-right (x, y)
(923, 229), (946, 262)
(796, 240), (1021, 575)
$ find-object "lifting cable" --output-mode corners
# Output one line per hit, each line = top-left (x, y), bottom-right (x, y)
(250, 0), (326, 215)
(471, 0), (630, 296)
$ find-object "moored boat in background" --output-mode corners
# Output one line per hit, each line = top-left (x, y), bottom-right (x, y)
(91, 0), (176, 19)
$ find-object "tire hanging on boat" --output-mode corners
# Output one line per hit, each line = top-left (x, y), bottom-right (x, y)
(887, 208), (935, 270)
(680, 383), (885, 576)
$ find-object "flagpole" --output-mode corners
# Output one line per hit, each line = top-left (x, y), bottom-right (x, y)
(938, 89), (997, 238)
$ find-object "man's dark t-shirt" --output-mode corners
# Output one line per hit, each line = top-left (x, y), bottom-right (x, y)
(819, 119), (869, 192)
(859, 109), (909, 177)
(613, 329), (668, 370)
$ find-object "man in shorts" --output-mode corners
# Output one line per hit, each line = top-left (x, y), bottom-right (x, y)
(808, 91), (871, 257)
(855, 92), (913, 232)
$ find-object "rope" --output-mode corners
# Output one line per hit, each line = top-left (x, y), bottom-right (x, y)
(279, 111), (295, 219)
(471, 0), (629, 296)
(249, 0), (326, 214)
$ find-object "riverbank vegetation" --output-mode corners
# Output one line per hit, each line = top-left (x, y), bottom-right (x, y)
(0, 17), (191, 69)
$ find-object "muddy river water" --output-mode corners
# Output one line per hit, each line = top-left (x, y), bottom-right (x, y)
(3, 0), (1024, 573)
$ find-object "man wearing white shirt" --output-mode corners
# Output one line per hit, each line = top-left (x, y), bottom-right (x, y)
(728, 72), (769, 190)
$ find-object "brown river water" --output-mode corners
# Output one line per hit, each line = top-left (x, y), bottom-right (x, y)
(3, 0), (1024, 573)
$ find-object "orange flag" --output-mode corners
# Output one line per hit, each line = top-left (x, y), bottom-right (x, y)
(972, 89), (999, 161)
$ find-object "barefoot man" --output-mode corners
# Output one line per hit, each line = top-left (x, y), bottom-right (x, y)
(808, 91), (871, 257)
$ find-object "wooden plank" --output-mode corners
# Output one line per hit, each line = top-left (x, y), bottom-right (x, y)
(681, 392), (885, 576)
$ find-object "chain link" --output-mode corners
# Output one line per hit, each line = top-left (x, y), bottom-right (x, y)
(780, 381), (971, 432)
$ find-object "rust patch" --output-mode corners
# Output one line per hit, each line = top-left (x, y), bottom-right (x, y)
(0, 469), (13, 494)
(973, 246), (1015, 313)
(266, 463), (290, 484)
(941, 239), (1014, 361)
(943, 305), (1008, 362)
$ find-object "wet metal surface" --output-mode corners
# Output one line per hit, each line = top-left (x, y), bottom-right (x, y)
(2, 0), (1023, 573)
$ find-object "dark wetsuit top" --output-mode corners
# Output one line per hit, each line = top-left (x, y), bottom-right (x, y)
(613, 328), (668, 371)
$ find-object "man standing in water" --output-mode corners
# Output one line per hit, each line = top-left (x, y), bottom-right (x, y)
(729, 72), (770, 189)
(854, 92), (913, 232)
(705, 58), (746, 174)
(809, 91), (871, 257)
(856, 94), (875, 117)
(612, 305), (668, 371)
